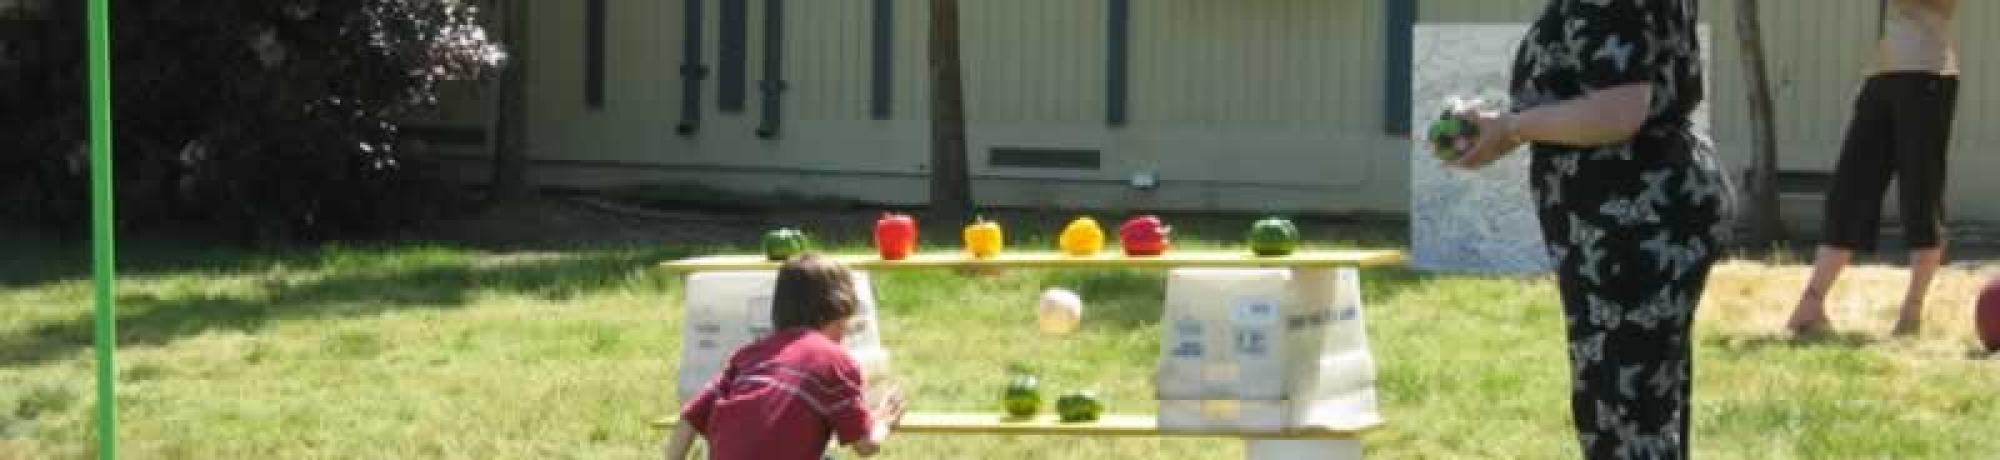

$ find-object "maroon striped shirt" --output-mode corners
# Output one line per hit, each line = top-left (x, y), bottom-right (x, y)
(681, 328), (874, 460)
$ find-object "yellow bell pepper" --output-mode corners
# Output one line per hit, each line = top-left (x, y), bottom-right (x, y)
(1058, 217), (1105, 256)
(963, 217), (1004, 258)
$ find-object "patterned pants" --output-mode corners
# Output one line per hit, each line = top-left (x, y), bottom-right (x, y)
(1533, 132), (1729, 459)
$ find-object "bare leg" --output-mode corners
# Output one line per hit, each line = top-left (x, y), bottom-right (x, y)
(1893, 246), (1944, 336)
(1789, 246), (1852, 334)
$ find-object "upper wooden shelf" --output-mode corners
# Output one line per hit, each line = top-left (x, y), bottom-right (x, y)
(660, 250), (1407, 273)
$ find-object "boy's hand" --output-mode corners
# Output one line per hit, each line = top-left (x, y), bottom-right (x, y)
(875, 385), (908, 426)
(853, 385), (906, 457)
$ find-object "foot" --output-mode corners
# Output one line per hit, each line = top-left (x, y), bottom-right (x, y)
(1787, 292), (1832, 335)
(1891, 310), (1923, 337)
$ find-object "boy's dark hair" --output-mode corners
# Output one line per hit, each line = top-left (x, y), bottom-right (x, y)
(771, 254), (859, 330)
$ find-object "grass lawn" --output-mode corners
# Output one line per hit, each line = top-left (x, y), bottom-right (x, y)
(1, 217), (1997, 459)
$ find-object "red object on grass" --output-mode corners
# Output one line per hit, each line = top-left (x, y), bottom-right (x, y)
(1978, 277), (2000, 352)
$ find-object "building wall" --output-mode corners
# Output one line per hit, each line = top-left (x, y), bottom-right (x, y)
(1946, 2), (2000, 222)
(508, 0), (1410, 214)
(1704, 0), (2000, 225)
(1417, 0), (1543, 22)
(1400, 0), (2000, 224)
(482, 0), (2000, 221)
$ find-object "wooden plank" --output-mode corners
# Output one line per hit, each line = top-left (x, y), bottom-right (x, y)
(660, 249), (1407, 273)
(651, 412), (1372, 440)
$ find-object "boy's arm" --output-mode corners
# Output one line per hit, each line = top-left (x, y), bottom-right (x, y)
(661, 424), (699, 460)
(847, 388), (905, 457)
(669, 369), (726, 460)
(826, 355), (904, 457)
(846, 419), (891, 457)
(850, 439), (883, 457)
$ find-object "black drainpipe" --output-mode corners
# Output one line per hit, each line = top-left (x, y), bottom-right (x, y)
(754, 0), (787, 138)
(718, 0), (748, 112)
(870, 0), (894, 120)
(584, 0), (607, 108)
(1382, 0), (1416, 135)
(675, 0), (707, 135)
(1106, 0), (1130, 126)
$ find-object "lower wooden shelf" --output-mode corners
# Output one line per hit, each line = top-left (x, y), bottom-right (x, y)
(652, 412), (1373, 440)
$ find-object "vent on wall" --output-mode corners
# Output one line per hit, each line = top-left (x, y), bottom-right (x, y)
(988, 148), (1101, 170)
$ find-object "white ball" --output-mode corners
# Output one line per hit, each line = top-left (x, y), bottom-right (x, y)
(1038, 288), (1084, 335)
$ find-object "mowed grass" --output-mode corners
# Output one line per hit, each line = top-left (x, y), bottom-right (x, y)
(2, 222), (1998, 459)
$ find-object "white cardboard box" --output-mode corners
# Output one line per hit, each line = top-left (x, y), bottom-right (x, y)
(1156, 268), (1380, 432)
(676, 270), (891, 404)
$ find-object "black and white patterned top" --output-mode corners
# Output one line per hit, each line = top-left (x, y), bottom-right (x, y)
(1507, 0), (1731, 289)
(1508, 0), (1727, 239)
(1511, 0), (1703, 144)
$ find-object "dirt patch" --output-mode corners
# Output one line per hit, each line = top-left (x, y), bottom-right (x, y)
(1703, 260), (1998, 345)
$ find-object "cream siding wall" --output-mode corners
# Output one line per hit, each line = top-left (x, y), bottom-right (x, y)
(1706, 0), (2000, 223)
(485, 0), (2000, 221)
(1706, 0), (1879, 176)
(1409, 0), (2000, 224)
(1417, 0), (1544, 23)
(1939, 1), (2000, 222)
(509, 0), (1409, 214)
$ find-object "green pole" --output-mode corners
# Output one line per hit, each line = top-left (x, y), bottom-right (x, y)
(86, 0), (119, 458)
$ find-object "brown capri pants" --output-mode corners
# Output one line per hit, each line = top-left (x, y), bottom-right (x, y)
(1823, 72), (1960, 251)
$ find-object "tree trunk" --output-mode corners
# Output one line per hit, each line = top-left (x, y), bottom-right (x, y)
(489, 0), (532, 202)
(927, 0), (971, 216)
(1735, 0), (1784, 245)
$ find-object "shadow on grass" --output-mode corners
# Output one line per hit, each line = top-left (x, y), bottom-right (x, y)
(2, 207), (1409, 289)
(0, 233), (300, 289)
(0, 223), (724, 290)
(1706, 331), (1882, 352)
(0, 246), (693, 367)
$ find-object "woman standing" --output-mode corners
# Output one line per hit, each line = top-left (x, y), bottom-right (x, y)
(1448, 0), (1730, 458)
(1788, 0), (1959, 337)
